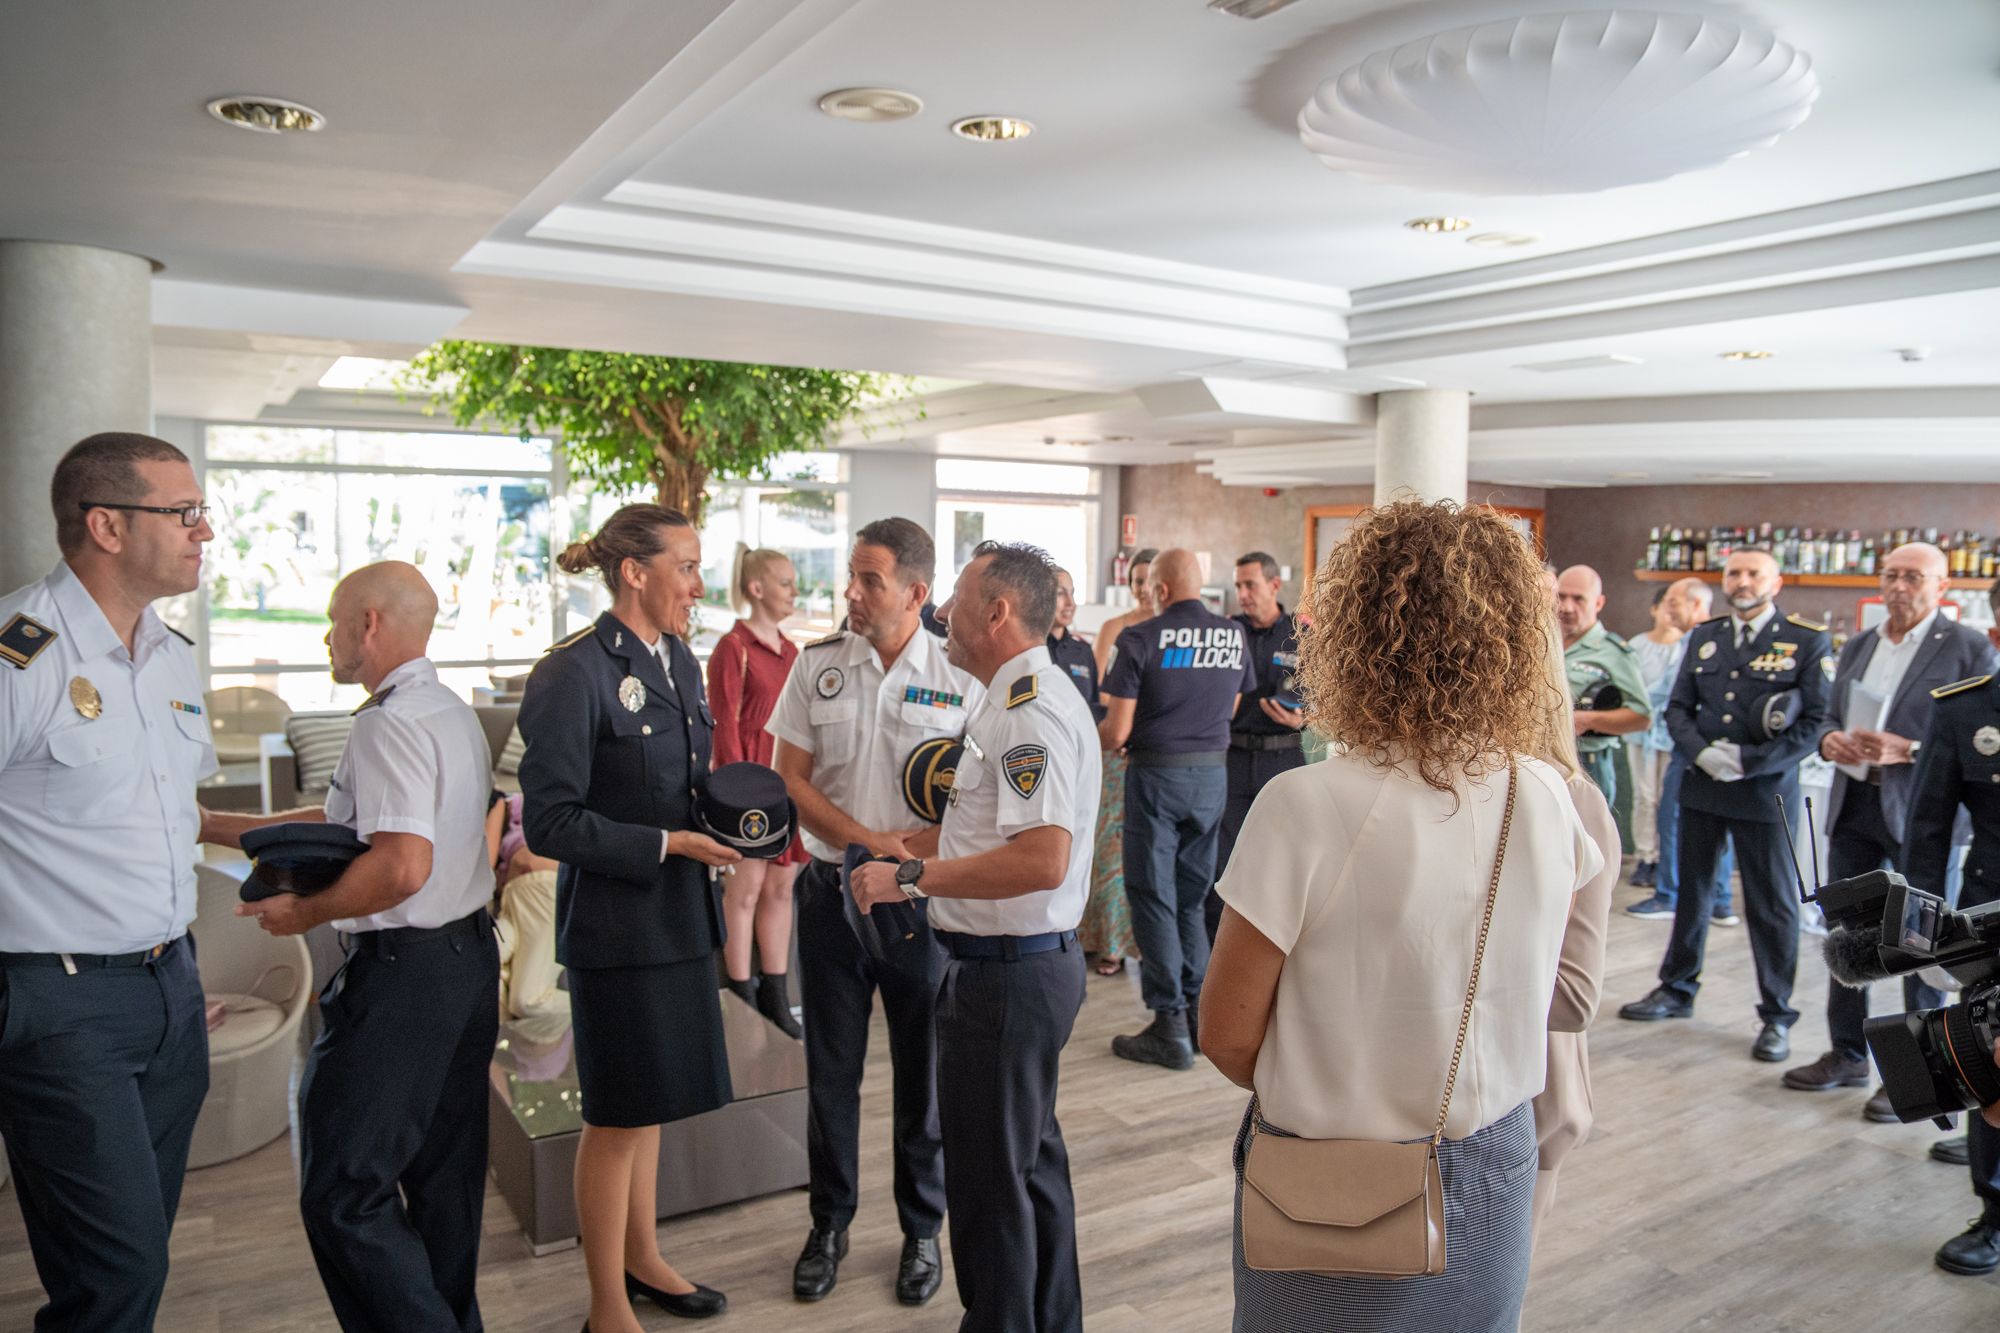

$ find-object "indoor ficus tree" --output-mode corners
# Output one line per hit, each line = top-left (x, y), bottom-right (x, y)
(403, 343), (907, 524)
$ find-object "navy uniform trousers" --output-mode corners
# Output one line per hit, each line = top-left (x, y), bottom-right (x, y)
(1208, 743), (1307, 941)
(1659, 805), (1801, 1026)
(299, 911), (499, 1333)
(1823, 784), (1945, 1061)
(0, 935), (208, 1332)
(1124, 758), (1228, 1015)
(796, 858), (946, 1238)
(935, 938), (1087, 1333)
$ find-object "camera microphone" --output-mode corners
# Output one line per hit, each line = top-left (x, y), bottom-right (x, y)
(1823, 924), (1894, 987)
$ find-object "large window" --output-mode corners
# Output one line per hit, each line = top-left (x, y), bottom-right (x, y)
(696, 452), (848, 645)
(935, 459), (1099, 602)
(203, 425), (559, 710)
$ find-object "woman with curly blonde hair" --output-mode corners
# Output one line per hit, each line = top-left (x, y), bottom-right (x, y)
(1200, 500), (1603, 1333)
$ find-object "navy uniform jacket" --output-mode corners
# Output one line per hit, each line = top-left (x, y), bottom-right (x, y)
(1667, 608), (1832, 823)
(517, 612), (721, 969)
(1047, 628), (1103, 722)
(1230, 608), (1300, 738)
(1902, 674), (2000, 902)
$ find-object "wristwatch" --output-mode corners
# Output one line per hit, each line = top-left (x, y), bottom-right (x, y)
(895, 858), (927, 900)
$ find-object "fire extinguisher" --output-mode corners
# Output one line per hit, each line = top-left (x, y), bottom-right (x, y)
(1112, 549), (1129, 592)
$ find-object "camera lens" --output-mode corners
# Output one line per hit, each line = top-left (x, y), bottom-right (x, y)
(1864, 985), (2000, 1123)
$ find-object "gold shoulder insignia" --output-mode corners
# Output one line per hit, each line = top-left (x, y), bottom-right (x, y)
(803, 631), (848, 652)
(1006, 674), (1039, 709)
(1785, 613), (1829, 632)
(545, 626), (594, 654)
(0, 613), (58, 670)
(1931, 675), (1993, 701)
(350, 684), (398, 716)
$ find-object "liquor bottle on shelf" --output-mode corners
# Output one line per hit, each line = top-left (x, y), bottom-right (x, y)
(1859, 535), (1878, 576)
(1831, 531), (1848, 575)
(1690, 528), (1708, 573)
(1798, 528), (1817, 575)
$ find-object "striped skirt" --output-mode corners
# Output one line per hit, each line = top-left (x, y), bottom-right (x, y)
(1231, 1100), (1538, 1333)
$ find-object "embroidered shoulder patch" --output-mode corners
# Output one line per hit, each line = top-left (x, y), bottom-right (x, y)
(1002, 744), (1048, 798)
(0, 614), (57, 670)
(1006, 674), (1039, 709)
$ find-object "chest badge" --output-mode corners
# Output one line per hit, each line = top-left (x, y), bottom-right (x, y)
(618, 676), (647, 713)
(68, 676), (102, 720)
(1698, 641), (1717, 660)
(816, 666), (845, 699)
(1975, 726), (2000, 758)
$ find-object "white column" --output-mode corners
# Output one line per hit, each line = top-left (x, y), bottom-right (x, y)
(1373, 388), (1469, 505)
(0, 241), (153, 590)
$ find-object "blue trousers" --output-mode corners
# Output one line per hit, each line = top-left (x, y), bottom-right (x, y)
(1656, 752), (1735, 909)
(0, 935), (209, 1332)
(1123, 761), (1228, 1015)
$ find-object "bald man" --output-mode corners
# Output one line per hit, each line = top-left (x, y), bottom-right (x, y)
(204, 561), (500, 1331)
(1100, 549), (1256, 1069)
(1557, 565), (1652, 804)
(1784, 543), (1999, 1112)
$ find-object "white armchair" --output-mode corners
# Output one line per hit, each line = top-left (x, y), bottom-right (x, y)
(188, 864), (312, 1168)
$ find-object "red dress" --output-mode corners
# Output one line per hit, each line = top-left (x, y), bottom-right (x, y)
(707, 620), (809, 865)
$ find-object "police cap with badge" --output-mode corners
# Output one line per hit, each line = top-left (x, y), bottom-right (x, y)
(694, 762), (798, 859)
(239, 822), (371, 901)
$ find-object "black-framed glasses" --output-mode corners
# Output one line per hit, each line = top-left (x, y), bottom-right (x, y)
(79, 501), (211, 528)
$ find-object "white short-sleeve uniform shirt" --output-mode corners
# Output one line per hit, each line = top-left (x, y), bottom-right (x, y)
(932, 645), (1101, 936)
(766, 627), (983, 862)
(324, 656), (496, 932)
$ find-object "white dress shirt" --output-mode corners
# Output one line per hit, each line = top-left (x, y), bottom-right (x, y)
(932, 645), (1102, 937)
(0, 561), (216, 953)
(1731, 602), (1777, 650)
(1857, 608), (1939, 731)
(324, 656), (496, 932)
(767, 626), (983, 862)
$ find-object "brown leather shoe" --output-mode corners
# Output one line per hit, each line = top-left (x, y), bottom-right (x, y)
(1863, 1086), (1900, 1123)
(1782, 1051), (1871, 1091)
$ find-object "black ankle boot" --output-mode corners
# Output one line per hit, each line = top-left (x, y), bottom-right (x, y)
(757, 972), (804, 1039)
(724, 976), (757, 1007)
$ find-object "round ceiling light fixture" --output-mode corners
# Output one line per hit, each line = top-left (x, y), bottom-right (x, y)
(1720, 350), (1776, 361)
(206, 94), (326, 134)
(817, 87), (924, 123)
(1404, 216), (1473, 234)
(1299, 11), (1818, 195)
(951, 115), (1034, 143)
(1466, 231), (1542, 249)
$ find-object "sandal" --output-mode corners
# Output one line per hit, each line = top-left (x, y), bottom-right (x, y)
(1094, 955), (1126, 977)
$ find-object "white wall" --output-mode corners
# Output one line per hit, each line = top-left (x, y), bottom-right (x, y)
(846, 446), (938, 536)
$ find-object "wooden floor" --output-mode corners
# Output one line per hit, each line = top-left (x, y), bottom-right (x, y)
(5, 876), (1998, 1331)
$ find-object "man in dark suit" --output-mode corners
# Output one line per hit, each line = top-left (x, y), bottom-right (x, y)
(1619, 547), (1832, 1063)
(1783, 544), (1999, 1111)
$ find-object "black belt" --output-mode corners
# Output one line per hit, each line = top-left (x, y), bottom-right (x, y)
(1128, 750), (1226, 768)
(344, 908), (492, 953)
(0, 935), (183, 970)
(1229, 731), (1302, 753)
(934, 929), (1076, 961)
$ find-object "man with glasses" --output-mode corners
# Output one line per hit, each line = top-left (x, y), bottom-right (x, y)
(1782, 544), (1997, 1114)
(0, 432), (218, 1330)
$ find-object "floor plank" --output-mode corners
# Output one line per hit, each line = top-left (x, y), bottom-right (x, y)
(4, 876), (1997, 1330)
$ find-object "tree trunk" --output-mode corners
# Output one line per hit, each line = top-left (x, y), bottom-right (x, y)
(653, 461), (708, 526)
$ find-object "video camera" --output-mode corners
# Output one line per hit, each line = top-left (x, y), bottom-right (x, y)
(1791, 798), (2000, 1125)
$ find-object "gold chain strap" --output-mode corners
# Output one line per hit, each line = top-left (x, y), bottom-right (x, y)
(1430, 758), (1518, 1147)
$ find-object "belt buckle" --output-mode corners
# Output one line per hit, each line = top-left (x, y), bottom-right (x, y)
(148, 942), (166, 960)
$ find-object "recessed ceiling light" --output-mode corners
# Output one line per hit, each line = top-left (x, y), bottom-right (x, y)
(1405, 216), (1473, 234)
(817, 87), (924, 123)
(1466, 231), (1541, 249)
(206, 95), (325, 134)
(951, 116), (1034, 143)
(1720, 349), (1776, 361)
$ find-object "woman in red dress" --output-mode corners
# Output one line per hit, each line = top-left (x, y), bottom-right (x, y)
(706, 545), (808, 1038)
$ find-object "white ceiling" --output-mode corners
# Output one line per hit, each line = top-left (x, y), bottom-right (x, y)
(7, 0), (1998, 486)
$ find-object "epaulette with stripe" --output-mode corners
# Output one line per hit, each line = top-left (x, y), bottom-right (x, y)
(1931, 675), (1993, 701)
(1702, 613), (1732, 625)
(545, 626), (593, 653)
(1006, 674), (1039, 709)
(0, 613), (57, 670)
(802, 631), (848, 652)
(1785, 612), (1828, 632)
(166, 624), (195, 646)
(351, 684), (398, 716)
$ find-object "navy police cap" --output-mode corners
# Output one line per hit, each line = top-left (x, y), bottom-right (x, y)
(901, 736), (964, 824)
(239, 821), (369, 901)
(1757, 689), (1802, 741)
(839, 842), (927, 963)
(695, 762), (797, 859)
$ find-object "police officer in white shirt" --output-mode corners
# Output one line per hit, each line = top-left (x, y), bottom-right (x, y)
(0, 433), (217, 1332)
(204, 561), (499, 1332)
(768, 517), (983, 1307)
(852, 541), (1101, 1333)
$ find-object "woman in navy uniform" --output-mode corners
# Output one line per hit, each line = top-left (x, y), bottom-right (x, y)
(519, 504), (740, 1332)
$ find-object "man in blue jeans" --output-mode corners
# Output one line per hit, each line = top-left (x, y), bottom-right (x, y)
(1100, 549), (1255, 1070)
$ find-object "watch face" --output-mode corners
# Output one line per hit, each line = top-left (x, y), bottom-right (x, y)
(896, 859), (921, 885)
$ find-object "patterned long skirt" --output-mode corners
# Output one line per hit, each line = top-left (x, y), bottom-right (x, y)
(1078, 751), (1137, 960)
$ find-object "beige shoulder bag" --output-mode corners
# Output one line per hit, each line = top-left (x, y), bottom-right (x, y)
(1239, 758), (1518, 1279)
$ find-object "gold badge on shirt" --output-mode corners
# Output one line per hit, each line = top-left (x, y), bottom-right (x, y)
(1698, 641), (1717, 660)
(1975, 725), (2000, 758)
(618, 676), (646, 713)
(68, 676), (102, 720)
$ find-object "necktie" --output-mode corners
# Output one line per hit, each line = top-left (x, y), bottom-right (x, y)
(1736, 622), (1750, 653)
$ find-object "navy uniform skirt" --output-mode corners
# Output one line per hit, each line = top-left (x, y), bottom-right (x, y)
(1232, 1100), (1538, 1333)
(568, 957), (732, 1129)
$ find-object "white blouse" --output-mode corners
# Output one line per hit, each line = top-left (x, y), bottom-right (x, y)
(1217, 751), (1602, 1143)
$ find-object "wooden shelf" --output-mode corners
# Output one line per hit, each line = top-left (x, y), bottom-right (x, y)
(1634, 569), (1880, 588)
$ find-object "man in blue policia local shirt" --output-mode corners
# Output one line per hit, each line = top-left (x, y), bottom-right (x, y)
(1099, 548), (1256, 1071)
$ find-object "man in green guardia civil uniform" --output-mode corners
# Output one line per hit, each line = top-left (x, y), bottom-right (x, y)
(1557, 564), (1653, 803)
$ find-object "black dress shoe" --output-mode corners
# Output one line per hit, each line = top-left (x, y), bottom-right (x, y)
(897, 1235), (943, 1306)
(793, 1227), (849, 1302)
(1931, 1135), (1971, 1166)
(1862, 1086), (1900, 1123)
(757, 972), (804, 1040)
(1935, 1218), (2000, 1276)
(1751, 1022), (1791, 1063)
(1617, 988), (1693, 1022)
(625, 1272), (727, 1319)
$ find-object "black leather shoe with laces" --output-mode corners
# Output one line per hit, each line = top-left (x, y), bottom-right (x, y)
(896, 1236), (943, 1306)
(793, 1227), (849, 1301)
